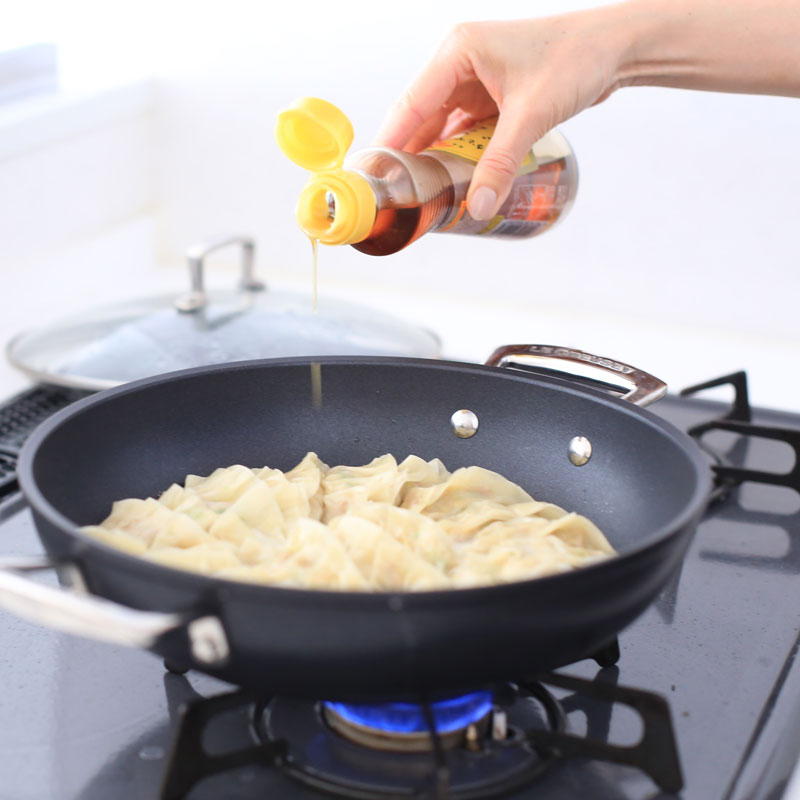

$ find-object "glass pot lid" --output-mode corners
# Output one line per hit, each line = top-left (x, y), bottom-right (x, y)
(6, 235), (440, 391)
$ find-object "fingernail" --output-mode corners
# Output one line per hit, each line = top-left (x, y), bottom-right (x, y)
(468, 186), (497, 221)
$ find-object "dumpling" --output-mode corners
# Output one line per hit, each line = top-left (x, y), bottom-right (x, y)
(186, 464), (257, 505)
(146, 540), (243, 573)
(322, 454), (400, 520)
(328, 515), (450, 590)
(344, 501), (455, 571)
(83, 451), (614, 591)
(226, 479), (286, 532)
(402, 466), (533, 517)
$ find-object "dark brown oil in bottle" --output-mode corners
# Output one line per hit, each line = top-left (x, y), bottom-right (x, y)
(352, 206), (424, 256)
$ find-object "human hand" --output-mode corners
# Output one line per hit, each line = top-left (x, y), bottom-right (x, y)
(374, 7), (632, 220)
(374, 0), (800, 222)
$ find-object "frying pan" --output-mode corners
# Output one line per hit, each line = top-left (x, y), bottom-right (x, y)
(0, 345), (712, 700)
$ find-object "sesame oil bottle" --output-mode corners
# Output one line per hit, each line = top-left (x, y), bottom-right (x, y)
(276, 97), (577, 256)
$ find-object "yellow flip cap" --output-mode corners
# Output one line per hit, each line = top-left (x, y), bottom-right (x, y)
(275, 97), (376, 245)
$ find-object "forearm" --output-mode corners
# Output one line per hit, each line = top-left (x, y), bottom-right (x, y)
(375, 0), (799, 220)
(610, 0), (800, 97)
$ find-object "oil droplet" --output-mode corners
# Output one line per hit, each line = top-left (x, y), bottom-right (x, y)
(308, 235), (319, 312)
(310, 361), (322, 410)
(306, 236), (323, 409)
(139, 745), (165, 760)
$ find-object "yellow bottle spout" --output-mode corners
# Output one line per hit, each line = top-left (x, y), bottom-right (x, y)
(276, 97), (376, 245)
(296, 171), (376, 245)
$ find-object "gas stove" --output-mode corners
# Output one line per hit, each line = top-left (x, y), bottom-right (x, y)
(0, 373), (799, 800)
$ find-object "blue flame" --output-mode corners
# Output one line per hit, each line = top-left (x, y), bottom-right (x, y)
(325, 691), (493, 735)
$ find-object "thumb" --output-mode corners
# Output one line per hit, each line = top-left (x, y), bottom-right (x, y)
(466, 109), (548, 221)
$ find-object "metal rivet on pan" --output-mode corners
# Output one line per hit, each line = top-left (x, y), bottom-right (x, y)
(451, 409), (479, 438)
(465, 724), (480, 751)
(188, 616), (230, 665)
(492, 709), (508, 741)
(388, 596), (404, 611)
(568, 436), (593, 466)
(138, 745), (165, 761)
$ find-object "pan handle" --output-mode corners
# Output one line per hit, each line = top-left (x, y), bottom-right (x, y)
(174, 234), (266, 313)
(0, 554), (230, 665)
(486, 344), (667, 407)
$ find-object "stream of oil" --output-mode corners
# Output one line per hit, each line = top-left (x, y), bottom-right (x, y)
(310, 235), (319, 312)
(308, 236), (322, 410)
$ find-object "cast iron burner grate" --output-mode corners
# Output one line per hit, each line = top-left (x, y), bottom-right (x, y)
(0, 385), (90, 455)
(0, 452), (16, 497)
(0, 385), (90, 500)
(159, 671), (682, 800)
(681, 371), (800, 500)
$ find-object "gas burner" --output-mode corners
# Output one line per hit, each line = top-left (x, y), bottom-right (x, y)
(255, 684), (560, 799)
(160, 673), (682, 800)
(323, 691), (494, 752)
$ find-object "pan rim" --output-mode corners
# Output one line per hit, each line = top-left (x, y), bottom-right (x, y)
(17, 355), (714, 606)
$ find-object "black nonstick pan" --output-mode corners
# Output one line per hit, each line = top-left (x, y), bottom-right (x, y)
(0, 345), (712, 700)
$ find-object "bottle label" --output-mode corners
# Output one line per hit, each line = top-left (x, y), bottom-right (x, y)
(428, 117), (538, 174)
(437, 162), (568, 238)
(430, 119), (570, 238)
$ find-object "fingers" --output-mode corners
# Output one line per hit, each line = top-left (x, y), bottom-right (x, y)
(467, 102), (551, 220)
(402, 106), (451, 153)
(373, 61), (461, 149)
(374, 26), (479, 149)
(402, 82), (499, 151)
(440, 108), (476, 139)
(372, 17), (589, 221)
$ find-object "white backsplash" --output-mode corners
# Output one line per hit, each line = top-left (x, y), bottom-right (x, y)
(1, 0), (798, 411)
(1, 214), (798, 413)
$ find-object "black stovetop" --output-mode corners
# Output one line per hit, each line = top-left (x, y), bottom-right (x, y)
(1, 382), (799, 800)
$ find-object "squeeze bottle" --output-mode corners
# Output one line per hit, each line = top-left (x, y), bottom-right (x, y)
(275, 97), (578, 256)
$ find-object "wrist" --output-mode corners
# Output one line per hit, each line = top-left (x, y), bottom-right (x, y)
(605, 0), (800, 97)
(605, 0), (699, 90)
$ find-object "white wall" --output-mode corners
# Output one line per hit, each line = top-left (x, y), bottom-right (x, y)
(157, 68), (800, 342)
(148, 0), (800, 407)
(2, 0), (799, 409)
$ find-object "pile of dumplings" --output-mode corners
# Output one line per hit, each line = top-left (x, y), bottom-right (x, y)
(82, 453), (615, 591)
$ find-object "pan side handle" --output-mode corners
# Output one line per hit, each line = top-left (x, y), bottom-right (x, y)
(486, 344), (667, 407)
(0, 555), (229, 666)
